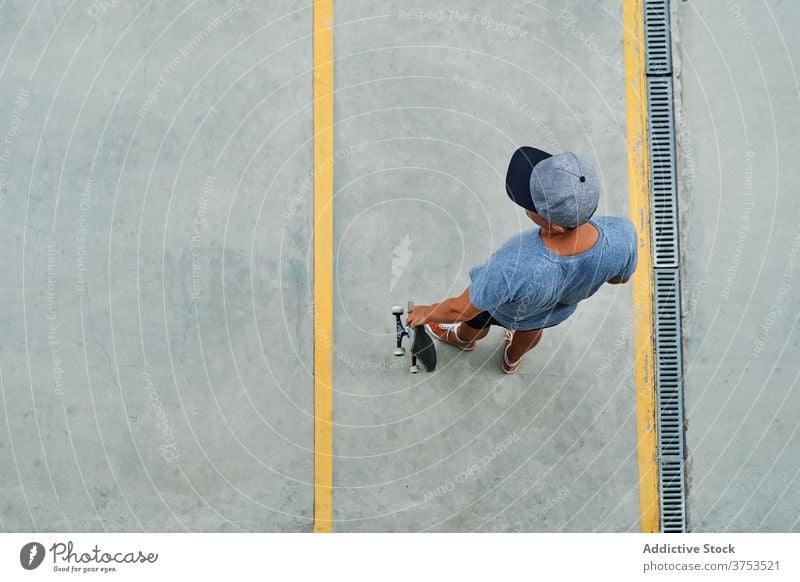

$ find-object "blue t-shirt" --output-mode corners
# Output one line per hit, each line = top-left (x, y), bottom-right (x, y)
(468, 216), (638, 331)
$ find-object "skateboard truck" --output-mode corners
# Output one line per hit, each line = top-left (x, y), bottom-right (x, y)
(392, 302), (437, 373)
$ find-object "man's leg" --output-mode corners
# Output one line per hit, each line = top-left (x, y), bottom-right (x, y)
(505, 329), (543, 365)
(457, 320), (490, 343)
(427, 312), (492, 350)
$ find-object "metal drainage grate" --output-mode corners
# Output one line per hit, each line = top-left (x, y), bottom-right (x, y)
(647, 77), (679, 268)
(644, 0), (686, 533)
(644, 0), (673, 75)
(655, 266), (686, 533)
(659, 459), (686, 532)
(654, 269), (685, 460)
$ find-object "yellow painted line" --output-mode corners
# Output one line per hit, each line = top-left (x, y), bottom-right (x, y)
(623, 0), (660, 533)
(313, 0), (334, 533)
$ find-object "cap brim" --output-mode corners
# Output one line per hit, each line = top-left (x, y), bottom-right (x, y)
(505, 147), (552, 212)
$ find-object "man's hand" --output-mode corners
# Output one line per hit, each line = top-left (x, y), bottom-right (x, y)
(406, 305), (433, 328)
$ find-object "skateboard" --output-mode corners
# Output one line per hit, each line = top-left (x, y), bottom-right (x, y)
(392, 301), (437, 373)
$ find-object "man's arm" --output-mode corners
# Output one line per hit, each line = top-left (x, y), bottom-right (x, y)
(608, 222), (639, 285)
(405, 288), (482, 327)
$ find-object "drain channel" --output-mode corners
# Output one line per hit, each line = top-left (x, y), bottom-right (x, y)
(643, 0), (687, 533)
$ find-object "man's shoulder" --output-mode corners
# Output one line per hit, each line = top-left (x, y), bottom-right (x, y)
(493, 229), (540, 257)
(595, 215), (636, 239)
(480, 229), (549, 280)
(503, 227), (539, 243)
(594, 215), (633, 229)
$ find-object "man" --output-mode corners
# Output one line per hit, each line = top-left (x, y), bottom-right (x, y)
(405, 147), (638, 373)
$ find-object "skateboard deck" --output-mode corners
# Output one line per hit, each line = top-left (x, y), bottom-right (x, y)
(392, 302), (437, 373)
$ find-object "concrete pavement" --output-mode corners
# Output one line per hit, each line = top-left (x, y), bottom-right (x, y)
(2, 0), (798, 534)
(0, 0), (314, 532)
(675, 0), (800, 532)
(331, 0), (639, 532)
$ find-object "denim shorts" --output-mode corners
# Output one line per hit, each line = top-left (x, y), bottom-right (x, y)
(463, 311), (506, 330)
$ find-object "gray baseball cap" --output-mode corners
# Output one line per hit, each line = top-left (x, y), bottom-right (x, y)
(505, 147), (600, 228)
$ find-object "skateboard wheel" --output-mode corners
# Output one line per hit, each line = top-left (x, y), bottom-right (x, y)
(409, 365), (419, 374)
(394, 347), (405, 356)
(391, 305), (404, 315)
